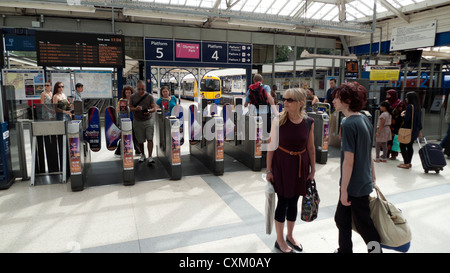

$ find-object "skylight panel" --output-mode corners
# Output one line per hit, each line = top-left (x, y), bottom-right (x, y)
(311, 4), (335, 20)
(277, 1), (300, 16)
(304, 2), (322, 19)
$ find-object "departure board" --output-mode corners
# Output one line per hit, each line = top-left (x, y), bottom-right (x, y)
(36, 31), (125, 68)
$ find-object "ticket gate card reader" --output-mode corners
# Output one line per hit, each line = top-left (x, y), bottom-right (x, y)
(313, 102), (331, 116)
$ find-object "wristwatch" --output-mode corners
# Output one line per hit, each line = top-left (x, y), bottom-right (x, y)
(266, 169), (272, 174)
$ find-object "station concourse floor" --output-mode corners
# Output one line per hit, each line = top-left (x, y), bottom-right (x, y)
(1, 136), (450, 253)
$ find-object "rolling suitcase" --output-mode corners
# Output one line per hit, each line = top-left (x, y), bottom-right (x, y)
(417, 138), (446, 174)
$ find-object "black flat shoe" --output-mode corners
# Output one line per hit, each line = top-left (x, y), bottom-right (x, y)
(274, 241), (294, 253)
(286, 236), (303, 252)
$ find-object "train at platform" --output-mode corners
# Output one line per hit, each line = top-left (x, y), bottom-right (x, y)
(180, 74), (222, 105)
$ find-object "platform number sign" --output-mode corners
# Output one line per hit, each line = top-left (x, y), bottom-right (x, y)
(145, 38), (174, 61)
(202, 41), (227, 63)
(144, 38), (252, 66)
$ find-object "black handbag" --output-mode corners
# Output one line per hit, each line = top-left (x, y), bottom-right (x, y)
(301, 179), (320, 222)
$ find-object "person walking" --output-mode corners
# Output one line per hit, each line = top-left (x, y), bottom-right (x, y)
(245, 74), (275, 140)
(129, 80), (157, 163)
(385, 89), (406, 160)
(332, 82), (381, 253)
(266, 88), (316, 253)
(375, 101), (392, 162)
(398, 91), (422, 169)
(115, 85), (141, 156)
(156, 86), (178, 115)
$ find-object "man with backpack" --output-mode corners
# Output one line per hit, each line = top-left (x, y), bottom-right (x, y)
(244, 74), (275, 139)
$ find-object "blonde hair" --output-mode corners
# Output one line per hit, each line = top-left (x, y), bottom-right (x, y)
(279, 88), (307, 126)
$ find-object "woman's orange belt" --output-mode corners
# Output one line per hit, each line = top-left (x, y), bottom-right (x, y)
(278, 146), (306, 178)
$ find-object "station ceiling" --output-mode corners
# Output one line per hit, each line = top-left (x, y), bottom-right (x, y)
(1, 0), (449, 36)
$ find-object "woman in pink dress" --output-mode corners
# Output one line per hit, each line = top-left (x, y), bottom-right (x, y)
(266, 88), (316, 253)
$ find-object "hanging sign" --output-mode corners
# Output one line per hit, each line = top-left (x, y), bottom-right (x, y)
(369, 66), (400, 81)
(390, 20), (437, 51)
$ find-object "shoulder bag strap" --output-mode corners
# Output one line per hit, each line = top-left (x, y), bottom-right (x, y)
(133, 93), (149, 108)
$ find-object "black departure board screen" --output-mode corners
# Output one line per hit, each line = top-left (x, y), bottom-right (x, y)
(36, 31), (125, 68)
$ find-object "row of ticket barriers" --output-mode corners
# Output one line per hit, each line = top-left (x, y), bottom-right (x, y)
(27, 99), (336, 192)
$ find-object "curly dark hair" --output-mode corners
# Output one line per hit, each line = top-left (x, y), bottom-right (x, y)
(121, 86), (135, 99)
(332, 82), (368, 112)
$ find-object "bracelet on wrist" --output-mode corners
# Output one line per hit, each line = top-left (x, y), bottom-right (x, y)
(266, 170), (272, 174)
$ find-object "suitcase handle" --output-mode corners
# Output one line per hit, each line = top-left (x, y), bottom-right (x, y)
(417, 137), (427, 149)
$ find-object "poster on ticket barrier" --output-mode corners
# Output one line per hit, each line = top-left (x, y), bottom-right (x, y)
(122, 134), (134, 170)
(216, 128), (224, 161)
(171, 130), (181, 165)
(69, 137), (82, 175)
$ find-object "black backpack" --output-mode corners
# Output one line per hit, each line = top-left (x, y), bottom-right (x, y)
(248, 83), (268, 106)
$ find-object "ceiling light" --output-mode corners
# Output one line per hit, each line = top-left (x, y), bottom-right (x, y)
(123, 8), (208, 22)
(300, 50), (358, 60)
(0, 1), (95, 13)
(228, 18), (296, 30)
(310, 27), (369, 37)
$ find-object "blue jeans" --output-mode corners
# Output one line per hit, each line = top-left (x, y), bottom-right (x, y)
(440, 124), (450, 148)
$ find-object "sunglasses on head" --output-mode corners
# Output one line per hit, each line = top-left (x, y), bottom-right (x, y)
(282, 97), (296, 103)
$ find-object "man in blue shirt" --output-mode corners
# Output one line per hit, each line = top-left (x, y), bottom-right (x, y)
(74, 83), (83, 101)
(324, 78), (336, 111)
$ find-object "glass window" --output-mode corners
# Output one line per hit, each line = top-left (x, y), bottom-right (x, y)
(201, 79), (220, 91)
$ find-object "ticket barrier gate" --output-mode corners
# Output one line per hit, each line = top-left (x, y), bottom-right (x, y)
(307, 112), (330, 164)
(189, 104), (224, 176)
(67, 101), (135, 191)
(309, 103), (330, 164)
(222, 103), (264, 171)
(119, 118), (135, 185)
(155, 110), (182, 180)
(30, 120), (68, 186)
(328, 107), (345, 148)
(67, 120), (89, 191)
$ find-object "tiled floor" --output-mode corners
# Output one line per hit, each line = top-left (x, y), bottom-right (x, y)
(1, 139), (449, 253)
